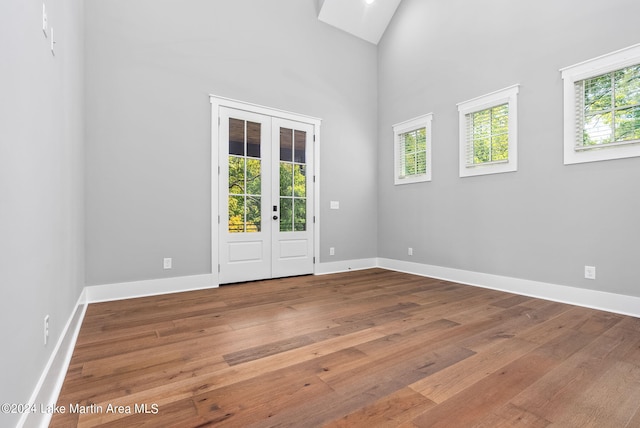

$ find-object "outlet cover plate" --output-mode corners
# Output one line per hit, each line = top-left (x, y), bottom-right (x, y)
(585, 265), (596, 280)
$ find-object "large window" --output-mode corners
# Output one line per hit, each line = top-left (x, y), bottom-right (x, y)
(457, 85), (519, 177)
(561, 43), (640, 164)
(393, 113), (433, 185)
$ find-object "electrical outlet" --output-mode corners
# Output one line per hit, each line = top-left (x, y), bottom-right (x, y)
(408, 247), (413, 256)
(44, 315), (49, 345)
(584, 265), (596, 280)
(163, 258), (172, 269)
(329, 247), (335, 256)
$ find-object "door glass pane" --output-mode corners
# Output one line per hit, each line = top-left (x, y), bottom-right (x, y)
(280, 128), (293, 162)
(294, 198), (306, 231)
(294, 164), (306, 198)
(280, 163), (293, 196)
(246, 196), (261, 232)
(229, 156), (245, 194)
(228, 118), (261, 233)
(229, 118), (245, 156)
(294, 130), (306, 163)
(279, 125), (308, 234)
(280, 198), (293, 232)
(229, 195), (244, 233)
(247, 121), (261, 158)
(246, 159), (261, 195)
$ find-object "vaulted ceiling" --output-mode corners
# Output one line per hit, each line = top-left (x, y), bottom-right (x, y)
(317, 0), (402, 45)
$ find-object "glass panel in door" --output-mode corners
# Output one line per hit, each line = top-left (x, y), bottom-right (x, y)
(279, 127), (307, 233)
(228, 119), (262, 233)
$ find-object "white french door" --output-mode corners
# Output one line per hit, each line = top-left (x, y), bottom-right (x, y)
(218, 106), (315, 284)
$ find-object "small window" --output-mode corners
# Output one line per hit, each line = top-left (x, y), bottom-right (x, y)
(561, 43), (640, 165)
(458, 85), (519, 177)
(393, 113), (433, 185)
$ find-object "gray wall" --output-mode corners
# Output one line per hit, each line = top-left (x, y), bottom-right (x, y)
(0, 0), (84, 425)
(377, 0), (640, 297)
(84, 0), (378, 285)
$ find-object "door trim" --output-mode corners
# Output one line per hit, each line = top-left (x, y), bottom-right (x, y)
(210, 95), (321, 285)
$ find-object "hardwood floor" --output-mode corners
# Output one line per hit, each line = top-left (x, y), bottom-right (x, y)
(51, 269), (640, 427)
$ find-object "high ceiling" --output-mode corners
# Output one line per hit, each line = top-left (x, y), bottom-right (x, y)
(317, 0), (402, 45)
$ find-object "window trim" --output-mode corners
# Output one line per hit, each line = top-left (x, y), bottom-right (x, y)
(457, 84), (519, 178)
(561, 43), (640, 165)
(393, 113), (433, 185)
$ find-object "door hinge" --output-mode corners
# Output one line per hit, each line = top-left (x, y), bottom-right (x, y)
(313, 134), (316, 142)
(313, 257), (316, 264)
(313, 175), (316, 183)
(218, 117), (221, 125)
(218, 215), (220, 224)
(313, 215), (316, 223)
(218, 264), (221, 273)
(218, 165), (221, 175)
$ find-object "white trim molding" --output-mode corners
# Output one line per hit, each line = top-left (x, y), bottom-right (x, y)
(316, 258), (378, 275)
(19, 292), (87, 428)
(84, 274), (217, 304)
(378, 258), (640, 318)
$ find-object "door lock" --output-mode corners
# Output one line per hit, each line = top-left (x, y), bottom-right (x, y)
(273, 215), (279, 220)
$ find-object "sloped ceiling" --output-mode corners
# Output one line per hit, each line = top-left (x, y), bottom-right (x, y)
(317, 0), (402, 45)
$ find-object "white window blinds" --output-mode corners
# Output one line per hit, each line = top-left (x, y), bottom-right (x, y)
(393, 113), (433, 185)
(465, 103), (509, 166)
(561, 43), (640, 164)
(457, 84), (519, 177)
(575, 64), (640, 150)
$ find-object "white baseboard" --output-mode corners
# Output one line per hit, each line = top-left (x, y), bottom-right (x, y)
(85, 273), (218, 303)
(19, 291), (88, 428)
(315, 258), (378, 275)
(378, 258), (640, 318)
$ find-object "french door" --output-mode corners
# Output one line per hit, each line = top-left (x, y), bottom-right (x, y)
(218, 107), (315, 284)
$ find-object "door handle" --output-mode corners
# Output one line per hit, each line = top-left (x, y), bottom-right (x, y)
(273, 215), (279, 220)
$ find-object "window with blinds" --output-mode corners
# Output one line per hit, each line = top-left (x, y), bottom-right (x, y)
(561, 43), (640, 165)
(465, 103), (509, 166)
(457, 85), (519, 177)
(393, 113), (433, 185)
(575, 65), (640, 149)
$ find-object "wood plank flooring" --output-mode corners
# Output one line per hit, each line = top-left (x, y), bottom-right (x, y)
(50, 269), (640, 427)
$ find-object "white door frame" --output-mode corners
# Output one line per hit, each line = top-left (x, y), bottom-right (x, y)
(210, 95), (321, 285)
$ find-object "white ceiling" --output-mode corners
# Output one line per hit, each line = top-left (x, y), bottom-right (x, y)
(317, 0), (402, 45)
